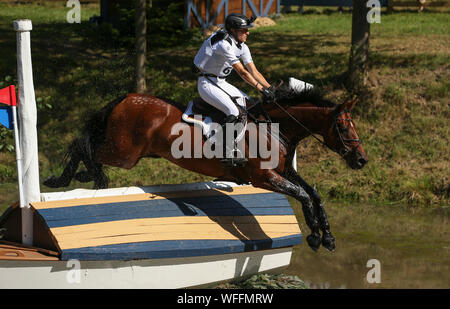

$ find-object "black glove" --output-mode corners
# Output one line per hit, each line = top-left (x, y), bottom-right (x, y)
(260, 86), (275, 102)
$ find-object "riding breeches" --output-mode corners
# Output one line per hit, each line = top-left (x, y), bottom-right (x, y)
(197, 76), (248, 117)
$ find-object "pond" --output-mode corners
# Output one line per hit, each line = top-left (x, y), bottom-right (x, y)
(283, 198), (449, 289)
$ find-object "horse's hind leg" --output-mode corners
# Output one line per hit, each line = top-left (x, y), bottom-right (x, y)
(255, 171), (322, 251)
(43, 141), (82, 188)
(286, 168), (335, 251)
(78, 159), (108, 189)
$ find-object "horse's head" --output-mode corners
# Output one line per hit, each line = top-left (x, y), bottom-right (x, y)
(324, 99), (368, 169)
(264, 77), (368, 169)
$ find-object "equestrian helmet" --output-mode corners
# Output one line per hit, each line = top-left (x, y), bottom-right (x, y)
(225, 13), (255, 31)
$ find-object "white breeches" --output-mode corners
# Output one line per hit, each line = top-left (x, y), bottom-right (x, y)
(197, 76), (248, 117)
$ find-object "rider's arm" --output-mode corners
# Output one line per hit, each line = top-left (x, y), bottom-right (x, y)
(245, 62), (271, 89)
(233, 62), (265, 91)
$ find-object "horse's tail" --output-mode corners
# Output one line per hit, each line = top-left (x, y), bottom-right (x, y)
(43, 95), (127, 189)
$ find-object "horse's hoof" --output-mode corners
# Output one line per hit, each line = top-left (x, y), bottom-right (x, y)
(306, 234), (321, 252)
(322, 233), (336, 252)
(43, 175), (59, 188)
(74, 170), (93, 183)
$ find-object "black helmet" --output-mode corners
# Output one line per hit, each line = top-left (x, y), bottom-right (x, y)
(225, 13), (255, 32)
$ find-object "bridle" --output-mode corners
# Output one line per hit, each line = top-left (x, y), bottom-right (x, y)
(269, 99), (362, 159)
(332, 110), (362, 157)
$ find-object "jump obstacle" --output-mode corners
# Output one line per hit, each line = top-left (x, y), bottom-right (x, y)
(0, 20), (302, 288)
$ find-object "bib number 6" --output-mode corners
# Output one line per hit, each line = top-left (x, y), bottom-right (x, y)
(222, 67), (232, 75)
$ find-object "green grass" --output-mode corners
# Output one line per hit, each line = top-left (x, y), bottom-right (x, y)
(0, 2), (99, 23)
(0, 4), (449, 214)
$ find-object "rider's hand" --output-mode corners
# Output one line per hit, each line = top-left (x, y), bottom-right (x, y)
(260, 86), (275, 101)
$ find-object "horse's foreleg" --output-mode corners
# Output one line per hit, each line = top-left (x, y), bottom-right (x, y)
(286, 168), (335, 251)
(255, 171), (322, 251)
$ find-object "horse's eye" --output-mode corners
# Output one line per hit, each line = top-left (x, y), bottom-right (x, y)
(340, 127), (349, 133)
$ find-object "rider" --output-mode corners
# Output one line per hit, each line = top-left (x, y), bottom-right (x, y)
(193, 13), (275, 167)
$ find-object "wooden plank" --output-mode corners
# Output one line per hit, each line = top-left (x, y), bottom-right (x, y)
(35, 192), (293, 228)
(32, 185), (273, 210)
(51, 218), (300, 240)
(51, 215), (299, 235)
(0, 240), (59, 260)
(187, 0), (278, 28)
(60, 236), (302, 260)
(56, 230), (300, 251)
(0, 245), (59, 261)
(50, 215), (301, 250)
(55, 225), (301, 243)
(51, 215), (300, 237)
(56, 229), (300, 250)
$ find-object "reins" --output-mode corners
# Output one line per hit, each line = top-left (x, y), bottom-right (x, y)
(272, 99), (329, 148)
(268, 98), (361, 157)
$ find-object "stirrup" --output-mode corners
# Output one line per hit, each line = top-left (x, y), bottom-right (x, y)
(220, 157), (248, 168)
(221, 148), (247, 167)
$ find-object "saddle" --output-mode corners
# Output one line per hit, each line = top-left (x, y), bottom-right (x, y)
(182, 97), (248, 142)
(192, 97), (228, 125)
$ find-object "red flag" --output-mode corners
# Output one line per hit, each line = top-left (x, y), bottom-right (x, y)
(0, 85), (17, 107)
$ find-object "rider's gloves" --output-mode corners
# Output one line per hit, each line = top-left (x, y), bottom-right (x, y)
(260, 86), (275, 101)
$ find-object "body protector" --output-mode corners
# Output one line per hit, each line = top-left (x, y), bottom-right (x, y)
(193, 30), (253, 78)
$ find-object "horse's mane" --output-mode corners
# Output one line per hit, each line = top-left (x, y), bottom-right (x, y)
(274, 80), (337, 108)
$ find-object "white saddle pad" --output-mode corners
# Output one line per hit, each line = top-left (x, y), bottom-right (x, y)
(182, 101), (218, 142)
(182, 101), (247, 144)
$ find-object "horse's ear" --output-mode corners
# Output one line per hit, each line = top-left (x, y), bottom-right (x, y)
(346, 98), (358, 110)
(336, 98), (358, 113)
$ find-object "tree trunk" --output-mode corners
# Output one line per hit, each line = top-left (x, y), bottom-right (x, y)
(348, 0), (370, 91)
(135, 0), (147, 93)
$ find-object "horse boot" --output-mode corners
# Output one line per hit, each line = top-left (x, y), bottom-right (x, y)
(220, 114), (248, 168)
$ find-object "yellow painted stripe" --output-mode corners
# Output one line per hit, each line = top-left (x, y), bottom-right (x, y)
(32, 186), (273, 210)
(50, 215), (301, 250)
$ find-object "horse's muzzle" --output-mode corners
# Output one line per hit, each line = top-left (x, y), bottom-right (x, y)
(347, 149), (368, 170)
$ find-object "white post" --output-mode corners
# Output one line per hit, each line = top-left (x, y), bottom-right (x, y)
(14, 19), (40, 246)
(293, 149), (297, 171)
(12, 104), (26, 234)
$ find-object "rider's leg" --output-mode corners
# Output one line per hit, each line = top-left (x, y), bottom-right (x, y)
(197, 77), (247, 166)
(197, 76), (240, 116)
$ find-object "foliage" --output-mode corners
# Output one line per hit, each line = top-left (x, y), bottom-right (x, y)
(0, 76), (52, 154)
(83, 0), (203, 49)
(213, 273), (308, 289)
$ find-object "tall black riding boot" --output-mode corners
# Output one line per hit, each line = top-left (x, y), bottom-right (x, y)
(220, 115), (247, 168)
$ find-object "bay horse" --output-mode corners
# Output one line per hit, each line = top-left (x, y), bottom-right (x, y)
(44, 79), (368, 252)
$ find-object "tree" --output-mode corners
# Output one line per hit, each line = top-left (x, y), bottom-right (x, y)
(135, 0), (147, 93)
(348, 0), (371, 91)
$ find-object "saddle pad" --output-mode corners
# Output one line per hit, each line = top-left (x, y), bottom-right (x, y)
(182, 101), (247, 145)
(182, 101), (218, 142)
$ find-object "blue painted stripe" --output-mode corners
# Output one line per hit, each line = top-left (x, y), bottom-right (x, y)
(60, 234), (303, 261)
(0, 106), (13, 130)
(39, 193), (293, 228)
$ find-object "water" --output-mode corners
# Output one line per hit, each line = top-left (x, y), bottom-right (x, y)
(283, 199), (449, 289)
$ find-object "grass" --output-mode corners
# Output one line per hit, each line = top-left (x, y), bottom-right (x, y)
(0, 3), (449, 214)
